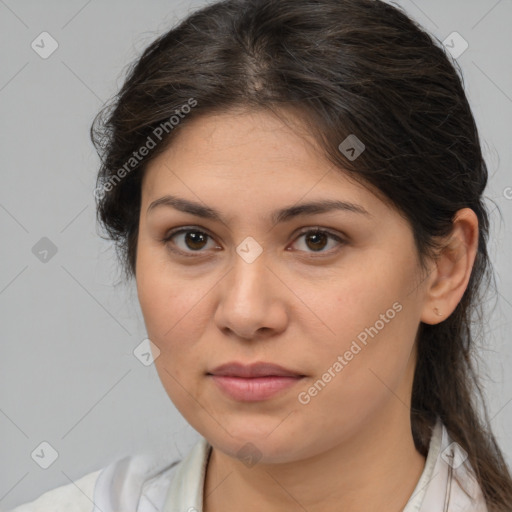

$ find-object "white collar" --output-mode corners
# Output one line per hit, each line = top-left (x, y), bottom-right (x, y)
(161, 435), (211, 511)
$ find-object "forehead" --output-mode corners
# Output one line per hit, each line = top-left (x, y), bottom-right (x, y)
(145, 109), (357, 185)
(140, 108), (392, 224)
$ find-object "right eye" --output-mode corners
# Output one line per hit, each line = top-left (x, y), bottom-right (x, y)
(161, 227), (221, 257)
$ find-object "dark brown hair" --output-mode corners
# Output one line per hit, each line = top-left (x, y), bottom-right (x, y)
(90, 0), (512, 509)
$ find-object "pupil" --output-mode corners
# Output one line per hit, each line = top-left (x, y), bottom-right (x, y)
(307, 232), (327, 251)
(186, 232), (206, 250)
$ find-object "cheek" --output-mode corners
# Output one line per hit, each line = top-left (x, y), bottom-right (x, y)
(136, 266), (205, 410)
(294, 311), (415, 443)
(136, 244), (196, 340)
(135, 247), (214, 385)
(297, 260), (418, 411)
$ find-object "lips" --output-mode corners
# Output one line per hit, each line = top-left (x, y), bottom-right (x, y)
(206, 361), (305, 402)
(207, 361), (304, 378)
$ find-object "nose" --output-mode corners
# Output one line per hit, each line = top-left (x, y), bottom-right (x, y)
(213, 248), (288, 341)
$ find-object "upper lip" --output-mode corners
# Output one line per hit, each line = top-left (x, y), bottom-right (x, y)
(207, 361), (304, 378)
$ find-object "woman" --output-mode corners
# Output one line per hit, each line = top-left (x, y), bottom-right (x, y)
(11, 0), (512, 510)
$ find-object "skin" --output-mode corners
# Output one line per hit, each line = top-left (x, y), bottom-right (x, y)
(135, 107), (479, 512)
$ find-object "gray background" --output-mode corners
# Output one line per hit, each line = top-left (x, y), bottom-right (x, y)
(1, 0), (511, 508)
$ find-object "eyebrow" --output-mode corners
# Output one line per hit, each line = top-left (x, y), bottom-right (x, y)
(146, 194), (371, 224)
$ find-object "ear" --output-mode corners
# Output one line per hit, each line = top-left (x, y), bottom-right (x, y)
(420, 208), (479, 325)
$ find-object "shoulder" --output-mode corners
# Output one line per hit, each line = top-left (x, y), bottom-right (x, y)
(91, 437), (209, 511)
(91, 448), (184, 511)
(7, 441), (196, 512)
(7, 446), (184, 512)
(8, 469), (102, 512)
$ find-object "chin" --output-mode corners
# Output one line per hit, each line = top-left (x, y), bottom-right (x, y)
(205, 424), (307, 464)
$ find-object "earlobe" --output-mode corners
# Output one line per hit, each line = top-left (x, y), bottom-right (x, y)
(420, 208), (479, 325)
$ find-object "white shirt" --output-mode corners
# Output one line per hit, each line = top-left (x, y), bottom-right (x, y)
(9, 417), (488, 511)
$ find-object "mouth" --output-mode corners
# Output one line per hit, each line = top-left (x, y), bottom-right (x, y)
(206, 361), (306, 402)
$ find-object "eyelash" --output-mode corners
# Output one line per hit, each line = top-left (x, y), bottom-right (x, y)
(160, 226), (346, 258)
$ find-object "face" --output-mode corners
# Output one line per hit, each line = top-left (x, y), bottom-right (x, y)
(135, 107), (430, 464)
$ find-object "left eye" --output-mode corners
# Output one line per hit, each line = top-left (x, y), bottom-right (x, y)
(291, 228), (344, 254)
(161, 227), (344, 256)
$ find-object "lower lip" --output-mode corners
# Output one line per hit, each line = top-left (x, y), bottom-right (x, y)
(208, 375), (304, 401)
